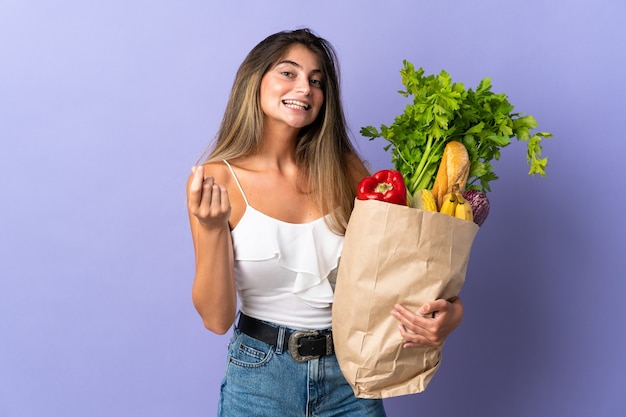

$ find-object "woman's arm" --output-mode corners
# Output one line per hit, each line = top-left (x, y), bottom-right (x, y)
(187, 165), (237, 334)
(391, 297), (464, 349)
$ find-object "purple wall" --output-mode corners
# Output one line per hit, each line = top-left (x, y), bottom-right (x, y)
(1, 1), (625, 416)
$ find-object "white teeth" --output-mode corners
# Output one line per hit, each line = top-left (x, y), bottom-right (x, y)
(283, 99), (310, 110)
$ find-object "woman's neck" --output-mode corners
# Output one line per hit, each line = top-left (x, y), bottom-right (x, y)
(257, 124), (300, 165)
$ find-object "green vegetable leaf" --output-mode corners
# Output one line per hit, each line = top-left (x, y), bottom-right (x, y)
(362, 61), (554, 195)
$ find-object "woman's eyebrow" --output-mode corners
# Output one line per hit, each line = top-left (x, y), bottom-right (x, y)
(276, 60), (322, 74)
(277, 59), (300, 67)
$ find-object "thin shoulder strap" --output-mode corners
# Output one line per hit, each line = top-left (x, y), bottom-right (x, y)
(223, 160), (249, 206)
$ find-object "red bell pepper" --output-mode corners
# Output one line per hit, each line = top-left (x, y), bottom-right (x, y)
(356, 169), (407, 206)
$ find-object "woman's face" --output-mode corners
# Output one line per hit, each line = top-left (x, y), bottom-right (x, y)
(259, 44), (325, 132)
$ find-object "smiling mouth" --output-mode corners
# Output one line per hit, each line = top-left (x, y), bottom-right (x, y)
(282, 99), (310, 110)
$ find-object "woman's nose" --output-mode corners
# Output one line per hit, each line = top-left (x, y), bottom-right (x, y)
(295, 77), (311, 94)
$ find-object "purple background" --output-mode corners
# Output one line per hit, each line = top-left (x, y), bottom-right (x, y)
(2, 1), (625, 416)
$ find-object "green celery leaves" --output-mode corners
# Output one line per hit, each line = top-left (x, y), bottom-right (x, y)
(361, 61), (553, 196)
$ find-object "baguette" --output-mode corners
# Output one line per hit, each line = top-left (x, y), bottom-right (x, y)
(432, 141), (471, 209)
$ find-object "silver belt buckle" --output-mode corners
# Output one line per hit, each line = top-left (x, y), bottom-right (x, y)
(288, 330), (320, 362)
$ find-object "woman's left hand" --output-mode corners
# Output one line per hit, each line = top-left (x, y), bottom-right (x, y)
(391, 297), (464, 349)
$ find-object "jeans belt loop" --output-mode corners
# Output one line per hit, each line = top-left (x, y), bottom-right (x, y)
(275, 326), (286, 354)
(325, 332), (333, 355)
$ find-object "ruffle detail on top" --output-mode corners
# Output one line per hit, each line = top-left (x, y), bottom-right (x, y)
(231, 207), (344, 308)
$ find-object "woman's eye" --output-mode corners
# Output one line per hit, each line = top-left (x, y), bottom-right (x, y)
(281, 71), (294, 78)
(310, 79), (323, 87)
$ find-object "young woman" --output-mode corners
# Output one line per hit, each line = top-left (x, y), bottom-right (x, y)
(187, 28), (464, 417)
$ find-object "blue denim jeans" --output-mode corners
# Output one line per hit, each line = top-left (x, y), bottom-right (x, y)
(218, 327), (387, 417)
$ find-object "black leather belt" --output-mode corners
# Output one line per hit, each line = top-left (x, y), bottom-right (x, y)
(237, 313), (334, 362)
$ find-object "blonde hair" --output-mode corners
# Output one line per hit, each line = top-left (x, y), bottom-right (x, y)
(204, 28), (360, 234)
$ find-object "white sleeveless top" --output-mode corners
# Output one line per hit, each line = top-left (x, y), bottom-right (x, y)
(225, 161), (344, 330)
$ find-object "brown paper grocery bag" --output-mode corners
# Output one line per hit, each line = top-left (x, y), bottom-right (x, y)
(332, 198), (479, 398)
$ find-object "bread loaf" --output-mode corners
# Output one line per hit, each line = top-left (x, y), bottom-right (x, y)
(431, 141), (471, 209)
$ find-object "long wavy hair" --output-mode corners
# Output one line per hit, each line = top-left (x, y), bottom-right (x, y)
(203, 28), (360, 234)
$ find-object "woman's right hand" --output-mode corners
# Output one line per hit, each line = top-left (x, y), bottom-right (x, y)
(188, 165), (232, 228)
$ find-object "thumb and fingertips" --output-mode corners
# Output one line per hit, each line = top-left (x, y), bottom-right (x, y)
(192, 165), (204, 177)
